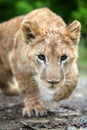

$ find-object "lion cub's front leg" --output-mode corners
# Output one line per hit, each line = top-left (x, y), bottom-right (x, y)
(15, 74), (47, 117)
(54, 74), (78, 101)
(20, 76), (47, 117)
(54, 84), (76, 101)
(9, 58), (47, 117)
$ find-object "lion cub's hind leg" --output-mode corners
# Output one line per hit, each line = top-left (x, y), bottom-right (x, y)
(0, 81), (19, 95)
(0, 62), (19, 95)
(0, 77), (19, 95)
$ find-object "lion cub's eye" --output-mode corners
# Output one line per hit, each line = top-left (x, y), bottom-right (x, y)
(61, 54), (67, 62)
(38, 54), (46, 61)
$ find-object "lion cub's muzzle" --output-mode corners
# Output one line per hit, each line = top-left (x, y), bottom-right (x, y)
(46, 78), (64, 89)
(41, 66), (64, 89)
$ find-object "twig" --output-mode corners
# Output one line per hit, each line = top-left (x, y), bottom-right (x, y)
(20, 121), (38, 130)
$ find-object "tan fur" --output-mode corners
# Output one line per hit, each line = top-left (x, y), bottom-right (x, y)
(0, 8), (81, 117)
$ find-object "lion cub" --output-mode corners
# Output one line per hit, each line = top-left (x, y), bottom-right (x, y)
(0, 8), (81, 117)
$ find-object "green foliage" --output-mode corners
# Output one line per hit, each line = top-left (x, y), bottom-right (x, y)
(0, 0), (87, 68)
(71, 0), (87, 35)
(0, 0), (49, 22)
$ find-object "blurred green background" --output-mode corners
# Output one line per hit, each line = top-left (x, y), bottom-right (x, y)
(0, 0), (87, 74)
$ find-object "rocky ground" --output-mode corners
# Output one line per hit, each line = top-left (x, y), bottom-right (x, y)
(0, 76), (87, 130)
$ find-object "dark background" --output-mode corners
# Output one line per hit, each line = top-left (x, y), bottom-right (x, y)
(0, 0), (87, 71)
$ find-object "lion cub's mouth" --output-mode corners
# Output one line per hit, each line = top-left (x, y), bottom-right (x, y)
(46, 79), (64, 90)
(34, 75), (64, 92)
(43, 80), (64, 92)
(47, 84), (62, 91)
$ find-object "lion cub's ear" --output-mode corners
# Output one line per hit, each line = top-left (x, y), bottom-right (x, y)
(22, 21), (40, 44)
(66, 20), (81, 45)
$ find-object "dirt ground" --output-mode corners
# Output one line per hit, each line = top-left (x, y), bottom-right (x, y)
(0, 76), (87, 130)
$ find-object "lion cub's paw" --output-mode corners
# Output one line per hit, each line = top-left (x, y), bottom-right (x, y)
(54, 93), (63, 102)
(22, 101), (47, 117)
(54, 91), (68, 102)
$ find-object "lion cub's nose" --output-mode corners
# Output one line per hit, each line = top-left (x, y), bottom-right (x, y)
(47, 80), (60, 86)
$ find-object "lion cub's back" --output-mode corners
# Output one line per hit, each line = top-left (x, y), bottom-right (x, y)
(0, 16), (24, 49)
(0, 16), (24, 69)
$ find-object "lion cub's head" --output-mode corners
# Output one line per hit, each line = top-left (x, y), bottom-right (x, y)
(21, 20), (81, 91)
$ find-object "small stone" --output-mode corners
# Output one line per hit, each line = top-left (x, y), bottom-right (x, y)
(6, 108), (12, 113)
(0, 103), (4, 110)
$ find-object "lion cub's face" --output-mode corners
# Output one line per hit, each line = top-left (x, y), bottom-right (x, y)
(22, 20), (80, 91)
